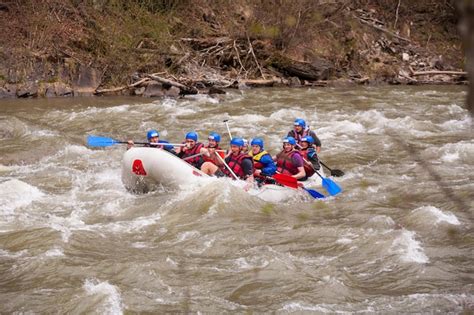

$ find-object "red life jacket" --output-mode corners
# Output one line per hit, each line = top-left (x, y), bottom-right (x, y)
(299, 149), (315, 177)
(202, 145), (224, 165)
(181, 142), (204, 168)
(276, 150), (300, 175)
(222, 152), (252, 179)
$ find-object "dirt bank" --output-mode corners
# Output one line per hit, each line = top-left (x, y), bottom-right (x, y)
(0, 0), (466, 99)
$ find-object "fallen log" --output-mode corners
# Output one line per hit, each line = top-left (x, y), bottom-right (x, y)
(94, 78), (150, 95)
(241, 79), (281, 87)
(409, 70), (468, 76)
(356, 15), (412, 43)
(147, 74), (198, 95)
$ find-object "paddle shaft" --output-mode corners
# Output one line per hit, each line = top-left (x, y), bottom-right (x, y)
(215, 152), (238, 180)
(223, 119), (233, 139)
(112, 141), (186, 147)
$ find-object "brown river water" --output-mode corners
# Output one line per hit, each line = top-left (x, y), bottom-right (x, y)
(0, 86), (473, 313)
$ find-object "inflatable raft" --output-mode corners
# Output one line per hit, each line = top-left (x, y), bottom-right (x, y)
(121, 147), (315, 203)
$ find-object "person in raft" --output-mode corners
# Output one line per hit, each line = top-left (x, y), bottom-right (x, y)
(248, 138), (277, 184)
(200, 132), (225, 175)
(202, 137), (254, 184)
(275, 136), (307, 181)
(176, 131), (205, 169)
(241, 138), (250, 154)
(127, 129), (175, 154)
(298, 135), (320, 179)
(287, 118), (322, 153)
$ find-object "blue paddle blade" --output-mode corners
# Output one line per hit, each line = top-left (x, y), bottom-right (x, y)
(87, 135), (119, 147)
(303, 188), (325, 199)
(322, 178), (342, 196)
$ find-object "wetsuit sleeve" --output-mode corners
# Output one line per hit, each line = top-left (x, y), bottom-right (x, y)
(310, 130), (321, 148)
(260, 154), (277, 176)
(241, 158), (254, 177)
(287, 130), (295, 138)
(307, 148), (320, 170)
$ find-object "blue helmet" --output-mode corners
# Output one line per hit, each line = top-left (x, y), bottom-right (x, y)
(147, 129), (159, 140)
(208, 132), (221, 142)
(185, 131), (198, 141)
(283, 136), (296, 145)
(301, 136), (314, 144)
(294, 118), (306, 128)
(230, 137), (245, 147)
(250, 138), (264, 149)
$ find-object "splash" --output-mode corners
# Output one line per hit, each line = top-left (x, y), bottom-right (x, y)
(412, 205), (460, 225)
(84, 278), (123, 315)
(390, 230), (429, 264)
(0, 179), (44, 215)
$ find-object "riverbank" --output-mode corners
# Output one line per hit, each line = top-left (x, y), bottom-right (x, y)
(0, 0), (466, 99)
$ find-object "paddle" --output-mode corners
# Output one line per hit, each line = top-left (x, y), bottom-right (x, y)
(223, 119), (233, 139)
(215, 152), (238, 180)
(320, 161), (344, 177)
(87, 135), (185, 148)
(314, 170), (342, 196)
(273, 173), (325, 199)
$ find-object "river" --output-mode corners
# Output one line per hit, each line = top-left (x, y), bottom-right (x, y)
(0, 85), (473, 313)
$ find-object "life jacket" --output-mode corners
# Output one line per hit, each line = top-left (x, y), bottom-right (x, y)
(202, 145), (225, 165)
(222, 152), (252, 179)
(250, 150), (269, 169)
(180, 142), (204, 168)
(299, 148), (315, 177)
(289, 128), (310, 144)
(249, 150), (270, 177)
(276, 150), (300, 175)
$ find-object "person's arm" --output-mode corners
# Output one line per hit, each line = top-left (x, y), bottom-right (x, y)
(310, 131), (321, 153)
(260, 155), (277, 176)
(241, 158), (254, 178)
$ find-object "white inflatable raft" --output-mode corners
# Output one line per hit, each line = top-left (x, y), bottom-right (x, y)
(122, 147), (318, 203)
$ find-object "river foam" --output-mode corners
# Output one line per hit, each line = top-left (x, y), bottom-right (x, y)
(0, 179), (44, 215)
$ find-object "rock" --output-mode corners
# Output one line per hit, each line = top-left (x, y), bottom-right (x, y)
(55, 82), (73, 96)
(270, 53), (335, 81)
(208, 86), (226, 94)
(143, 81), (164, 97)
(45, 84), (56, 97)
(402, 52), (410, 61)
(17, 82), (38, 98)
(164, 86), (180, 97)
(0, 84), (17, 98)
(133, 87), (145, 96)
(288, 76), (301, 87)
(45, 82), (72, 97)
(73, 65), (100, 96)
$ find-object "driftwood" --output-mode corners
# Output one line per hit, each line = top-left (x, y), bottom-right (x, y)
(247, 36), (265, 79)
(356, 15), (412, 43)
(147, 74), (198, 95)
(94, 78), (150, 95)
(241, 79), (280, 87)
(409, 70), (467, 76)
